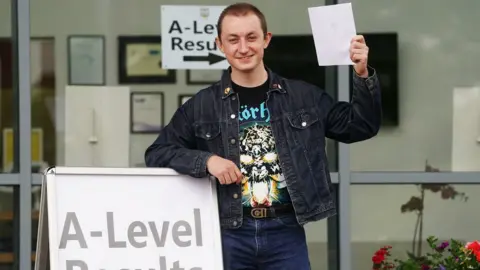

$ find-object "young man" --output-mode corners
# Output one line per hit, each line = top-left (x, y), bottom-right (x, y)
(145, 2), (381, 269)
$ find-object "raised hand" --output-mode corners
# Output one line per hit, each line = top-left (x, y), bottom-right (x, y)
(350, 35), (369, 78)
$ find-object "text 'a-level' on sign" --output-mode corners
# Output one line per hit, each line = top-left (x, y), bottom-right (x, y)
(161, 5), (228, 70)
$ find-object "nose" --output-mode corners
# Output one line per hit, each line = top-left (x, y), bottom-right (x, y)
(238, 39), (249, 54)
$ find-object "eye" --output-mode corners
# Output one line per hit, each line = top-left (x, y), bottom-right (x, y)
(240, 155), (254, 165)
(248, 36), (257, 41)
(262, 153), (277, 163)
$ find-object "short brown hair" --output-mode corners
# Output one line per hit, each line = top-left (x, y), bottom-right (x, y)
(217, 2), (268, 38)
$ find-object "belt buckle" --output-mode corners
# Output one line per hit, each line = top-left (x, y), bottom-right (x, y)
(251, 208), (268, 218)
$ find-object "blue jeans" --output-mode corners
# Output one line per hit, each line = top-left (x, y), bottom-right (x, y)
(221, 213), (311, 270)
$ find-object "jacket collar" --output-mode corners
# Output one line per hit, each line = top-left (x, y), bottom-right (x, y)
(221, 65), (286, 99)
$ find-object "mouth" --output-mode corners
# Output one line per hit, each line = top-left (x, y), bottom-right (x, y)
(237, 55), (253, 60)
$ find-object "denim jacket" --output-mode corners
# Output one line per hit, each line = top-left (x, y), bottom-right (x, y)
(145, 66), (382, 229)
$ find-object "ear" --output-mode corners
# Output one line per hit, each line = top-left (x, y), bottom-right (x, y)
(263, 32), (272, 49)
(215, 37), (224, 54)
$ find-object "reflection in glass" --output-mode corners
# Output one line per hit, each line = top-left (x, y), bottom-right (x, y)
(351, 184), (476, 269)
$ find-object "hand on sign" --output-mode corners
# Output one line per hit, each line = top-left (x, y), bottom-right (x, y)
(206, 155), (243, 185)
(349, 35), (369, 78)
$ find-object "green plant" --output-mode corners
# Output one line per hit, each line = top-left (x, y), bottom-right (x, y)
(400, 160), (468, 258)
(372, 236), (480, 270)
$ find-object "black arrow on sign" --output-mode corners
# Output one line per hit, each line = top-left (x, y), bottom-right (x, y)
(183, 52), (226, 65)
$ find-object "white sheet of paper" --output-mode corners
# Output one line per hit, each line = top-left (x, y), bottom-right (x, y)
(307, 3), (357, 66)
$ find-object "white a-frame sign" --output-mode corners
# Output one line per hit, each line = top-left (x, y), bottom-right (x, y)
(34, 166), (224, 270)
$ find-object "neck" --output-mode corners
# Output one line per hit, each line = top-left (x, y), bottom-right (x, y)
(230, 63), (268, 88)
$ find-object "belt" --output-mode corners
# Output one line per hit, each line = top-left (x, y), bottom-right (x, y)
(243, 204), (294, 219)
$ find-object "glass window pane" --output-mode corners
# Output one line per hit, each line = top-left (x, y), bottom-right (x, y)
(29, 1), (339, 172)
(306, 183), (338, 270)
(0, 0), (18, 174)
(30, 38), (55, 174)
(350, 0), (480, 172)
(306, 221), (330, 270)
(0, 186), (17, 268)
(351, 184), (476, 269)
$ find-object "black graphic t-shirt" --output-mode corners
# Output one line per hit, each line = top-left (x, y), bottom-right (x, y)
(232, 79), (292, 208)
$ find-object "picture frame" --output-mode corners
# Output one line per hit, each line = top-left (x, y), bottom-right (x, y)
(130, 91), (164, 134)
(178, 94), (194, 107)
(186, 69), (226, 85)
(67, 35), (105, 85)
(118, 36), (176, 84)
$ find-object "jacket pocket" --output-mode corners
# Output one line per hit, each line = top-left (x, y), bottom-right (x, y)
(193, 122), (223, 153)
(286, 109), (330, 208)
(286, 109), (322, 146)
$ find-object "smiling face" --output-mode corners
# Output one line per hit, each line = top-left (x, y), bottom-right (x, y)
(216, 13), (271, 73)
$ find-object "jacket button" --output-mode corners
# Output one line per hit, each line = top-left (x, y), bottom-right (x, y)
(231, 114), (236, 119)
(230, 138), (236, 144)
(301, 121), (307, 127)
(232, 96), (236, 100)
(205, 133), (211, 138)
(233, 221), (238, 226)
(233, 193), (238, 199)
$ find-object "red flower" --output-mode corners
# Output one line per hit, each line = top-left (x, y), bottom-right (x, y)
(372, 246), (393, 269)
(372, 253), (385, 264)
(466, 241), (480, 262)
(466, 241), (480, 252)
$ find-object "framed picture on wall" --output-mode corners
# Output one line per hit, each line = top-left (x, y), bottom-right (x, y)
(118, 35), (176, 84)
(178, 94), (194, 107)
(186, 69), (226, 85)
(130, 91), (164, 134)
(67, 35), (106, 85)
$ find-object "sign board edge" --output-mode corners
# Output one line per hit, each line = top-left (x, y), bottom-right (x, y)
(34, 174), (50, 270)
